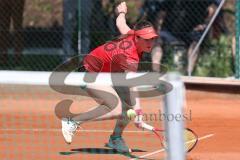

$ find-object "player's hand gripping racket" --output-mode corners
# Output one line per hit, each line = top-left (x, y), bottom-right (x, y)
(152, 127), (198, 152)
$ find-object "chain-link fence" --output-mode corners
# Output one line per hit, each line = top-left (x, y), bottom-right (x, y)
(0, 0), (237, 77)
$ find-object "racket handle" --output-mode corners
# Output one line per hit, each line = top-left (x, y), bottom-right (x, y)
(140, 122), (154, 131)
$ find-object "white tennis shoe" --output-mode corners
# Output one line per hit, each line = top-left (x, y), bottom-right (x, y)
(61, 118), (78, 144)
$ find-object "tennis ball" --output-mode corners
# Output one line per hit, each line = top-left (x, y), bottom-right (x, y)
(127, 109), (137, 119)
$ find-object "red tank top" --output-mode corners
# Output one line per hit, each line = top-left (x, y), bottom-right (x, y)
(83, 31), (142, 72)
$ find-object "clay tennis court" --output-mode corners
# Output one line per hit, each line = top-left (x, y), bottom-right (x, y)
(1, 77), (240, 160)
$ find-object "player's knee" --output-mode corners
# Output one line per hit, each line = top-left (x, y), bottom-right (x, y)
(114, 104), (122, 117)
(107, 100), (122, 118)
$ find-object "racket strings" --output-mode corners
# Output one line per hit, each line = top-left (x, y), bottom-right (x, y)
(153, 128), (198, 152)
(184, 129), (198, 152)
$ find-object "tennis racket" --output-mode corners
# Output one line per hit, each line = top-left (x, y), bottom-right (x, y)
(152, 127), (198, 153)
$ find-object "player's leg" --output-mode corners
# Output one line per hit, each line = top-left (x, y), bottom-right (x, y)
(62, 85), (123, 144)
(106, 107), (131, 152)
(106, 87), (131, 152)
(111, 87), (131, 136)
(106, 86), (151, 152)
(73, 85), (123, 122)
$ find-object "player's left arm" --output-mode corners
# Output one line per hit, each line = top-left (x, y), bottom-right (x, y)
(116, 2), (131, 35)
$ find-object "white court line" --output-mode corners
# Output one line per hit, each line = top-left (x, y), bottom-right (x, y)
(130, 133), (215, 160)
(0, 128), (148, 133)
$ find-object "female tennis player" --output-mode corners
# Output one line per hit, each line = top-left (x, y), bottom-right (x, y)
(61, 1), (158, 153)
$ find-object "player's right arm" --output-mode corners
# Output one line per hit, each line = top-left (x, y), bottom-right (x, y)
(116, 2), (131, 35)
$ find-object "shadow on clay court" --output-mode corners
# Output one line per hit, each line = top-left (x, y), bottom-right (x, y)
(59, 147), (156, 160)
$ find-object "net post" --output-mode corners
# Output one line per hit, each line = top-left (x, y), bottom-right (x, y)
(164, 72), (185, 160)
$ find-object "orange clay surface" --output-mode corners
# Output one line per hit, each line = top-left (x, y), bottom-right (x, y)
(1, 84), (240, 160)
